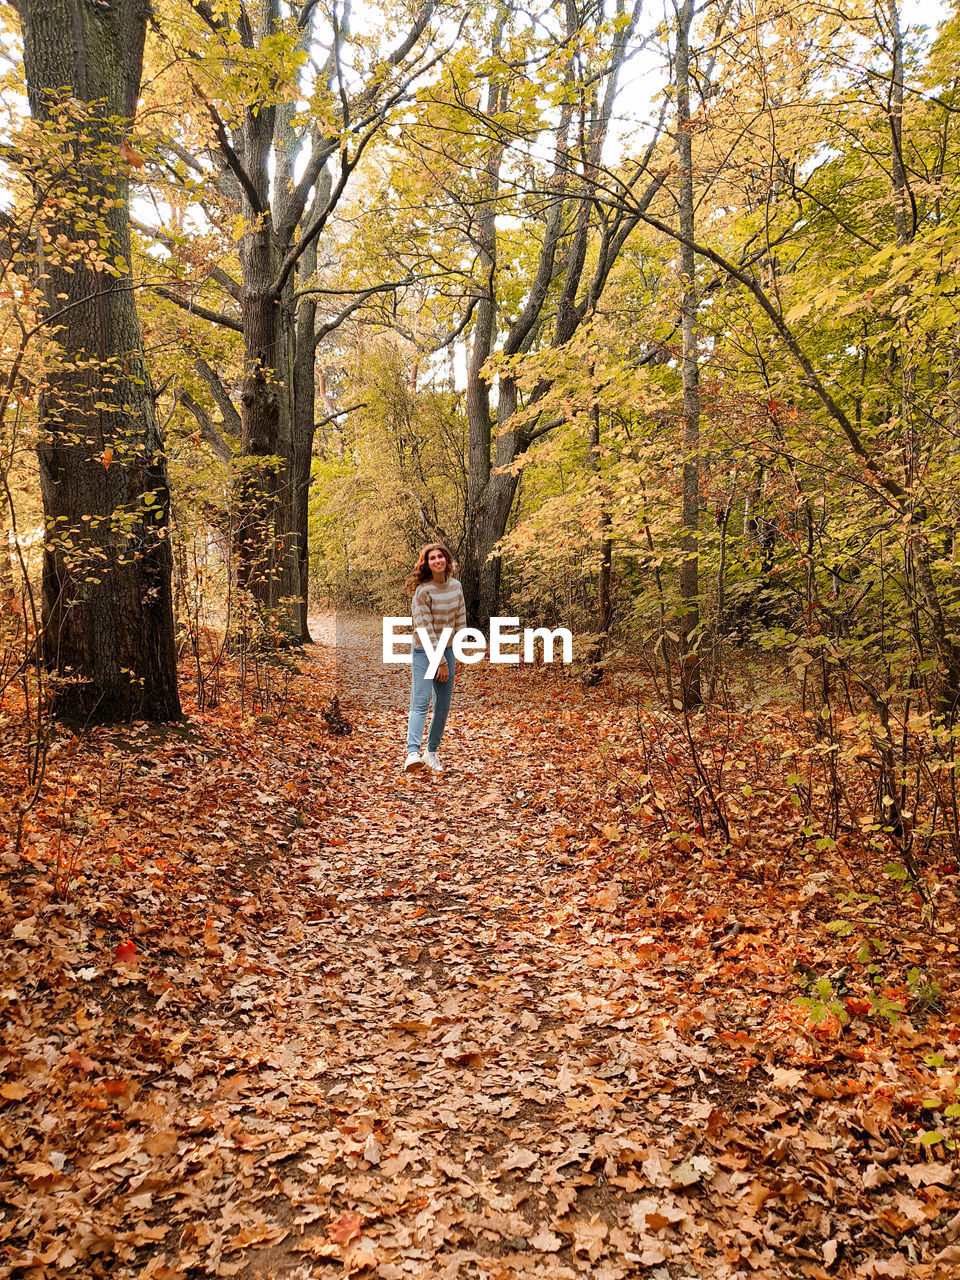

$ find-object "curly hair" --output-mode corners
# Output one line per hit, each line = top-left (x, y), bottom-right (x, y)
(404, 543), (454, 597)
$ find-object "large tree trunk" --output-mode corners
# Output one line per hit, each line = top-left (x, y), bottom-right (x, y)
(16, 0), (180, 721)
(234, 99), (287, 627)
(274, 266), (303, 638)
(461, 31), (504, 629)
(476, 375), (523, 628)
(288, 235), (320, 645)
(676, 0), (702, 709)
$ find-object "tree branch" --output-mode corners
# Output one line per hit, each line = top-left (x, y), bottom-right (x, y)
(132, 219), (242, 301)
(311, 283), (414, 351)
(316, 401), (367, 428)
(177, 390), (234, 464)
(154, 286), (243, 333)
(192, 354), (242, 434)
(613, 197), (909, 507)
(387, 0), (435, 65)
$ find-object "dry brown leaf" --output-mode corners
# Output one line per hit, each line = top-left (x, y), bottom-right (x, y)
(529, 1228), (563, 1252)
(501, 1147), (538, 1170)
(328, 1212), (365, 1245)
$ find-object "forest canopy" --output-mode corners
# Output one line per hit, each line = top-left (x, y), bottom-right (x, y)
(0, 0), (958, 752)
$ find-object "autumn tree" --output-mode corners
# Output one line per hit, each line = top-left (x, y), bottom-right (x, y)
(384, 0), (661, 627)
(674, 0), (702, 708)
(11, 0), (180, 720)
(137, 0), (453, 643)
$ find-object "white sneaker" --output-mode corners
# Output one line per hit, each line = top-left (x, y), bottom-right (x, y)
(403, 752), (426, 773)
(423, 751), (442, 772)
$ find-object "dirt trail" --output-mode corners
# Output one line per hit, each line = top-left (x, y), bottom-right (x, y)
(259, 615), (684, 1278)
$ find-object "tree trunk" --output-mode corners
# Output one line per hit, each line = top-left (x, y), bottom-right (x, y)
(289, 235), (320, 644)
(676, 0), (702, 709)
(234, 97), (286, 627)
(584, 407), (612, 687)
(459, 2), (649, 628)
(461, 27), (504, 629)
(16, 0), (180, 722)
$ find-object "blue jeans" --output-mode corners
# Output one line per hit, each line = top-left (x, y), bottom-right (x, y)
(406, 646), (455, 755)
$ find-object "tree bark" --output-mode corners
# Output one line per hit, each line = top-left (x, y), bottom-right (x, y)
(461, 16), (505, 627)
(233, 76), (286, 625)
(288, 226), (323, 644)
(676, 0), (703, 709)
(584, 406), (612, 686)
(16, 0), (181, 721)
(155, 2), (437, 643)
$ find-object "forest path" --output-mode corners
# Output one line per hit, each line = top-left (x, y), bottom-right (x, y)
(236, 614), (740, 1280)
(255, 614), (689, 1279)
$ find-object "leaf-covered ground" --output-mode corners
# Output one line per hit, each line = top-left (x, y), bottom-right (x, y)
(3, 616), (960, 1279)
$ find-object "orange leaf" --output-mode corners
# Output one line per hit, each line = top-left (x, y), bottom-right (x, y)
(67, 1049), (98, 1073)
(327, 1212), (364, 1245)
(101, 447), (114, 469)
(119, 139), (145, 169)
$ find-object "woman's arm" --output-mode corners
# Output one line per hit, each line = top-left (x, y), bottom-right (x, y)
(454, 583), (467, 635)
(411, 586), (439, 649)
(447, 582), (467, 680)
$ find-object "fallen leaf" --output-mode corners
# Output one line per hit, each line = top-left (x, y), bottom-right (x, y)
(225, 1223), (286, 1252)
(904, 1162), (955, 1188)
(328, 1212), (364, 1245)
(629, 1197), (686, 1233)
(770, 1067), (804, 1090)
(502, 1146), (538, 1170)
(669, 1155), (714, 1187)
(571, 1215), (607, 1261)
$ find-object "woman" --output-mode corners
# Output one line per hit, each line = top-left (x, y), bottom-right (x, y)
(403, 543), (466, 773)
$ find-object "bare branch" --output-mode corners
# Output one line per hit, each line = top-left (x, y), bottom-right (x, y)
(131, 219), (242, 301)
(193, 354), (242, 434)
(388, 0), (435, 66)
(177, 390), (234, 464)
(154, 286), (243, 333)
(312, 282), (416, 350)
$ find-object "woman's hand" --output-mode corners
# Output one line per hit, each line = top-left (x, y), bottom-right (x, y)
(435, 660), (451, 683)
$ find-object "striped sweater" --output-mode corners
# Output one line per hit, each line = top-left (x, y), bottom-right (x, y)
(411, 577), (467, 650)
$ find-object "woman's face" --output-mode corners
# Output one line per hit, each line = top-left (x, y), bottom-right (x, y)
(428, 549), (448, 577)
